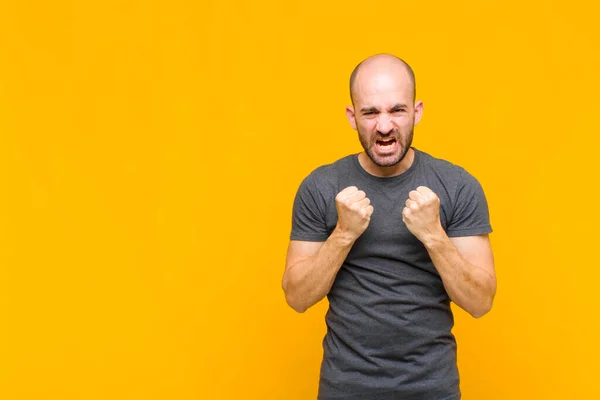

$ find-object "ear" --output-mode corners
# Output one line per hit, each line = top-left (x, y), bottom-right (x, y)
(413, 100), (424, 126)
(346, 106), (357, 130)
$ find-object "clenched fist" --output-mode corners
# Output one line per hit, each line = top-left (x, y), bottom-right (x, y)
(402, 186), (444, 243)
(335, 186), (374, 241)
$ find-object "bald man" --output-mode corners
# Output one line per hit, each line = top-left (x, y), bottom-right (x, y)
(282, 54), (496, 400)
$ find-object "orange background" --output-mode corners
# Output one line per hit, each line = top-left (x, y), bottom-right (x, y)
(1, 0), (599, 399)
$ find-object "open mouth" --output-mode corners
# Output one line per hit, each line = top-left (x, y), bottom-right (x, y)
(375, 137), (397, 151)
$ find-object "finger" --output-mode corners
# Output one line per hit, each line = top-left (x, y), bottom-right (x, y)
(347, 189), (366, 203)
(416, 186), (435, 196)
(408, 190), (423, 202)
(336, 186), (358, 201)
(402, 207), (411, 219)
(356, 197), (371, 209)
(365, 205), (374, 217)
(406, 199), (419, 210)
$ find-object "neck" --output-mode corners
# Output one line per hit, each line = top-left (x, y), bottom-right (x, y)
(358, 147), (415, 177)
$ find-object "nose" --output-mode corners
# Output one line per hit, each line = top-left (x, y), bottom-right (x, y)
(376, 114), (394, 135)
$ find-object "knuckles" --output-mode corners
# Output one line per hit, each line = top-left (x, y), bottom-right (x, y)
(410, 187), (439, 203)
(336, 186), (358, 200)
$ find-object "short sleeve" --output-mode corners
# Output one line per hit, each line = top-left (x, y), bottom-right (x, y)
(290, 172), (329, 242)
(446, 168), (493, 237)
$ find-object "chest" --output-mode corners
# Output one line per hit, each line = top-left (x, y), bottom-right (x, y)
(323, 181), (452, 266)
(324, 183), (451, 235)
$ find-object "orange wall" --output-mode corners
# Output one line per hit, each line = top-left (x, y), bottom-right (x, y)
(1, 0), (599, 399)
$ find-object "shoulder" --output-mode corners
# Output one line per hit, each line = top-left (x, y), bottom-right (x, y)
(416, 148), (480, 187)
(414, 148), (489, 216)
(291, 155), (354, 222)
(298, 154), (355, 193)
(417, 148), (464, 175)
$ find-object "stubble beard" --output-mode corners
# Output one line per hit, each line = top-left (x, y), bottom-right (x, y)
(359, 126), (414, 168)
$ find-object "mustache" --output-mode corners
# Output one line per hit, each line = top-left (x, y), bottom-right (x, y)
(376, 130), (398, 136)
(373, 131), (400, 142)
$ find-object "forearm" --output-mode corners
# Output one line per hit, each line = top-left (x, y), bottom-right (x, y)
(423, 233), (496, 318)
(282, 228), (355, 313)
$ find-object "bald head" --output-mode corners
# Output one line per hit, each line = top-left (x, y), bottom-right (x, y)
(349, 54), (416, 105)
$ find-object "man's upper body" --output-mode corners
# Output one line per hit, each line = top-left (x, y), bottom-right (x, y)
(287, 147), (492, 399)
(281, 54), (496, 400)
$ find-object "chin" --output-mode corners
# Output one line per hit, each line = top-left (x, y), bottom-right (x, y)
(368, 150), (406, 168)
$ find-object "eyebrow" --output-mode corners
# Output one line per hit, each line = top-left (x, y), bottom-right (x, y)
(360, 103), (408, 113)
(390, 103), (408, 110)
(360, 107), (379, 113)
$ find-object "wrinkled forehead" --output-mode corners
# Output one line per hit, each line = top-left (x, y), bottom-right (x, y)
(353, 69), (414, 107)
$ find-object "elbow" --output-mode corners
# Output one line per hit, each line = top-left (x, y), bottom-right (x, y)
(469, 277), (497, 318)
(470, 308), (489, 319)
(286, 296), (308, 313)
(284, 292), (309, 313)
(282, 276), (308, 313)
(469, 296), (494, 319)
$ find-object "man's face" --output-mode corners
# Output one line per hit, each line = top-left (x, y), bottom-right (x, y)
(347, 70), (422, 168)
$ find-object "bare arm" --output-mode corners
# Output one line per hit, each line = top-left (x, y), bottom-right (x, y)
(403, 186), (496, 318)
(282, 229), (355, 313)
(422, 233), (496, 318)
(282, 186), (374, 313)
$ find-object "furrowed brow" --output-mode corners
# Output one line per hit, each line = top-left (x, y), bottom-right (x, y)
(360, 107), (379, 113)
(390, 103), (408, 111)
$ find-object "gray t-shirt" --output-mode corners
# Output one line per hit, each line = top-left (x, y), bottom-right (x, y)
(290, 148), (492, 400)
